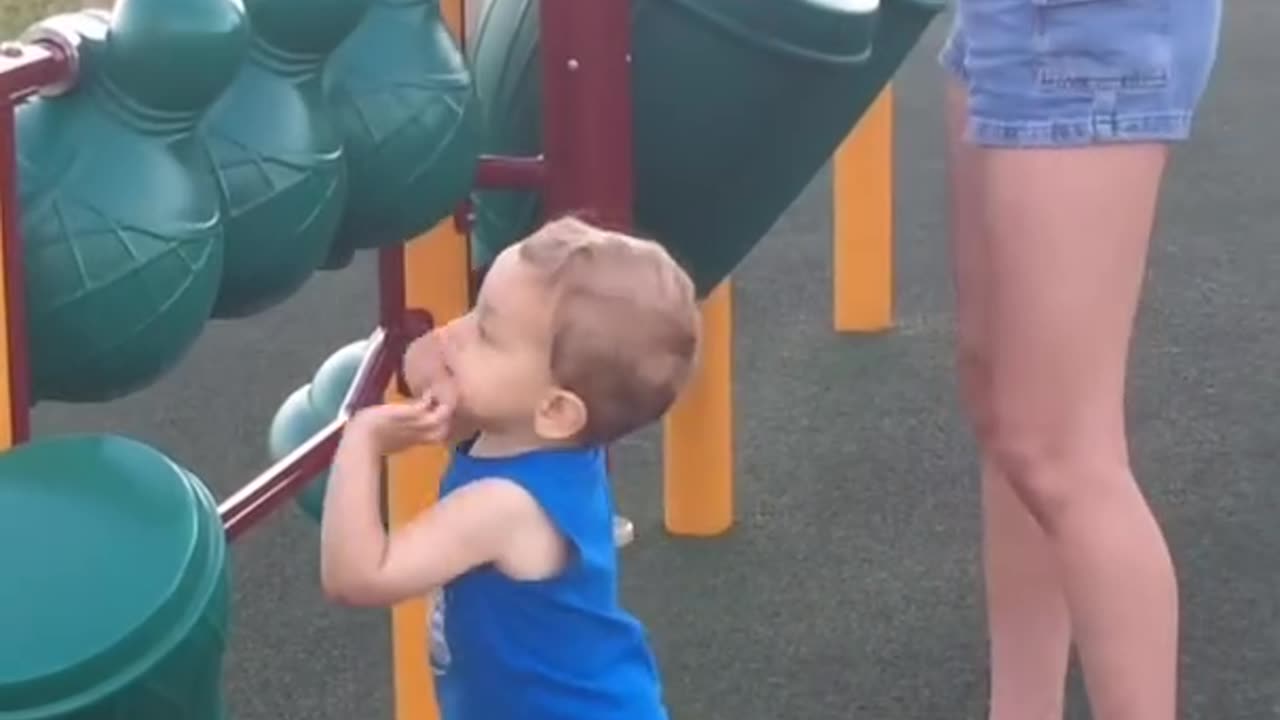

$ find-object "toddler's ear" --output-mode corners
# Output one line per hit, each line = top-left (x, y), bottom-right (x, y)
(534, 389), (588, 442)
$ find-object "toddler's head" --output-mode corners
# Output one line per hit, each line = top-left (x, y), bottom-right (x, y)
(438, 217), (700, 449)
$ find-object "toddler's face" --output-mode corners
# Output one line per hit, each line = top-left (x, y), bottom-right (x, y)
(434, 245), (558, 436)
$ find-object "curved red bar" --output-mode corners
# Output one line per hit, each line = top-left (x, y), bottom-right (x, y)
(219, 328), (395, 541)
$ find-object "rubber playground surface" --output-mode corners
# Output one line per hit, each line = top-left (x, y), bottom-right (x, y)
(31, 3), (1278, 718)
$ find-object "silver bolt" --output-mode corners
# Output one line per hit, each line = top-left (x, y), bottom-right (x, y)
(613, 515), (635, 548)
(566, 58), (579, 71)
(625, 53), (632, 63)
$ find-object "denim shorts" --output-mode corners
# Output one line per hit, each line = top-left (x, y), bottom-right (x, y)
(939, 0), (1223, 147)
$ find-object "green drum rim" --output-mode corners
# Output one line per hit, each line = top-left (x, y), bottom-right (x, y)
(654, 0), (881, 66)
(0, 434), (227, 717)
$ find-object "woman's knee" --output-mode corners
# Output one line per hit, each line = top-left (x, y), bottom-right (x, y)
(978, 410), (1131, 534)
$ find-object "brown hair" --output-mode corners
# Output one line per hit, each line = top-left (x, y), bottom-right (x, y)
(518, 217), (700, 445)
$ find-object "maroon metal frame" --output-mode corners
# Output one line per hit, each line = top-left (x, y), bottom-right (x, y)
(0, 41), (71, 103)
(536, 0), (634, 228)
(0, 0), (635, 541)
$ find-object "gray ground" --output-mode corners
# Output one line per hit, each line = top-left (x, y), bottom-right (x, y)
(33, 1), (1280, 718)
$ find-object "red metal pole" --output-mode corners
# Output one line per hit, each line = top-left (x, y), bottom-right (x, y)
(378, 245), (406, 334)
(221, 418), (345, 541)
(220, 329), (395, 540)
(538, 0), (635, 481)
(538, 0), (634, 228)
(0, 41), (72, 103)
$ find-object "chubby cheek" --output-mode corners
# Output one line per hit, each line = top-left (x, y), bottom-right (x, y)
(447, 359), (480, 407)
(450, 356), (505, 413)
(460, 364), (533, 417)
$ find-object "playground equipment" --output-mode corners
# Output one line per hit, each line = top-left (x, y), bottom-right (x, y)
(469, 0), (938, 298)
(323, 0), (481, 264)
(0, 0), (940, 716)
(1, 434), (229, 720)
(268, 339), (372, 522)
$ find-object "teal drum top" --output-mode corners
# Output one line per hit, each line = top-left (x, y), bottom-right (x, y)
(0, 434), (224, 715)
(659, 0), (880, 64)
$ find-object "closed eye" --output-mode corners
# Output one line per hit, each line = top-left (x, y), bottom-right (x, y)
(475, 302), (498, 345)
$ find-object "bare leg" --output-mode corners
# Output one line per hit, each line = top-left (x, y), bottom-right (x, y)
(978, 141), (1179, 720)
(945, 79), (1072, 720)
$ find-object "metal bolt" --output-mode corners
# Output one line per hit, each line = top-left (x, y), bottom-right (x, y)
(0, 43), (23, 59)
(613, 515), (635, 548)
(566, 58), (579, 71)
(625, 53), (632, 63)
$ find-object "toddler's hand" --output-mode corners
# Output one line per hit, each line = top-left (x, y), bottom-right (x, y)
(401, 326), (475, 443)
(350, 397), (454, 455)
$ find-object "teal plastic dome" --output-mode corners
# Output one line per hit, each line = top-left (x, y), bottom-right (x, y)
(0, 434), (229, 719)
(17, 3), (247, 402)
(323, 0), (481, 259)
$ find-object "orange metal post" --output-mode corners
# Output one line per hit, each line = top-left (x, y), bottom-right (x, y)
(0, 141), (13, 450)
(833, 86), (894, 333)
(387, 5), (469, 720)
(385, 223), (467, 720)
(0, 97), (35, 448)
(662, 280), (733, 536)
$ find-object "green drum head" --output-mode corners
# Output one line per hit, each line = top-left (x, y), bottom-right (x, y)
(0, 434), (224, 716)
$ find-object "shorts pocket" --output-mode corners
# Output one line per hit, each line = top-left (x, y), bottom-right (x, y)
(1032, 0), (1172, 93)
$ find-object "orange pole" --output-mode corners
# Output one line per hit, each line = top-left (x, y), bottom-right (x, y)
(387, 5), (468, 720)
(0, 155), (14, 448)
(662, 279), (733, 536)
(0, 150), (13, 450)
(0, 103), (27, 449)
(833, 85), (894, 333)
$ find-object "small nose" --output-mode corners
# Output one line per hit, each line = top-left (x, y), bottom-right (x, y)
(441, 314), (475, 348)
(434, 317), (470, 364)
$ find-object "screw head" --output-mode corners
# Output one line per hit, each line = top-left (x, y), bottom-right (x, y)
(613, 515), (635, 548)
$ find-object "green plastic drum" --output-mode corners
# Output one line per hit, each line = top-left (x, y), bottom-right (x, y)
(322, 0), (482, 260)
(0, 434), (229, 719)
(268, 383), (333, 522)
(308, 339), (370, 414)
(268, 339), (371, 522)
(469, 0), (943, 296)
(17, 1), (247, 402)
(201, 0), (371, 318)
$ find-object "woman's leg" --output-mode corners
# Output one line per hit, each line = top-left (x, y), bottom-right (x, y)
(979, 141), (1177, 720)
(940, 1), (1221, 717)
(944, 79), (1071, 720)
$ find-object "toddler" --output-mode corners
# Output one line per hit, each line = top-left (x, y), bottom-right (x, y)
(321, 217), (700, 720)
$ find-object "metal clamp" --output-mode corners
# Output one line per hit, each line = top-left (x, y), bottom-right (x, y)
(17, 9), (111, 98)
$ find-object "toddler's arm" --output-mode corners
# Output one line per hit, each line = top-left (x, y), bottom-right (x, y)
(319, 405), (545, 606)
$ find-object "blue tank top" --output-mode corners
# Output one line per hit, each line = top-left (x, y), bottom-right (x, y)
(430, 441), (668, 720)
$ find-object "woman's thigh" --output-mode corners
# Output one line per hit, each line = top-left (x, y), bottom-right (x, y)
(937, 0), (1223, 469)
(983, 144), (1167, 471)
(945, 79), (990, 417)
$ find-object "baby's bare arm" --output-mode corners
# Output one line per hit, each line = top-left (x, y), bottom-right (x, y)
(321, 426), (554, 606)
